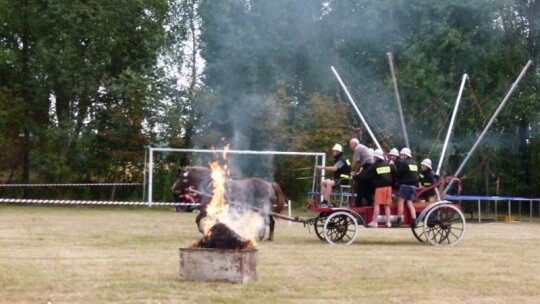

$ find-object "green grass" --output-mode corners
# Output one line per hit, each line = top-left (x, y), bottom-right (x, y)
(1, 205), (540, 303)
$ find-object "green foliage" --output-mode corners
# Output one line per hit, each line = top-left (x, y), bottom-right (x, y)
(0, 0), (168, 198)
(2, 0), (540, 200)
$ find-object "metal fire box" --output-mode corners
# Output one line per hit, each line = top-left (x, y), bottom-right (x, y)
(179, 247), (257, 284)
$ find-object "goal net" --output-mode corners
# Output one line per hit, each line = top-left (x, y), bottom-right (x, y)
(145, 148), (327, 205)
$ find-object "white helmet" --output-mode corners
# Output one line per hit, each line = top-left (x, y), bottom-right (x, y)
(400, 147), (412, 158)
(421, 158), (432, 169)
(388, 148), (399, 157)
(332, 143), (343, 152)
(373, 149), (385, 160)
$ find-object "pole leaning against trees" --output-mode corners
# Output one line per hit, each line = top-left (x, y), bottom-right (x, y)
(330, 66), (382, 150)
(436, 73), (468, 177)
(444, 60), (533, 195)
(386, 52), (410, 148)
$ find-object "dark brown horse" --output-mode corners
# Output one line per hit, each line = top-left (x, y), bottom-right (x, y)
(171, 166), (286, 241)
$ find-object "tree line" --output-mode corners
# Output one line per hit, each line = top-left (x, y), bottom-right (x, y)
(1, 0), (540, 201)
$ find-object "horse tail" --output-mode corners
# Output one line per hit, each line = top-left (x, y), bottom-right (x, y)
(271, 182), (285, 214)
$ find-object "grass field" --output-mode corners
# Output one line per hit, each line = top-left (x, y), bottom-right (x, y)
(1, 205), (540, 303)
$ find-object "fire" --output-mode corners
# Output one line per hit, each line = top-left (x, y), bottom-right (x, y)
(199, 160), (229, 235)
(196, 145), (263, 249)
(206, 162), (228, 217)
(226, 211), (264, 244)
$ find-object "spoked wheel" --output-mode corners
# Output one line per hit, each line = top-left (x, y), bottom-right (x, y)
(313, 213), (329, 241)
(424, 204), (466, 246)
(412, 212), (445, 243)
(411, 219), (428, 243)
(412, 201), (447, 244)
(323, 211), (359, 245)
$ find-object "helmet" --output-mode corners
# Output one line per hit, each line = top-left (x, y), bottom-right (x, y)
(373, 149), (385, 160)
(421, 158), (432, 169)
(400, 147), (412, 158)
(388, 148), (399, 157)
(332, 143), (343, 152)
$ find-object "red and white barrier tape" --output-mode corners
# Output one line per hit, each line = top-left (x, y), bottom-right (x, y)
(0, 198), (200, 207)
(0, 183), (143, 187)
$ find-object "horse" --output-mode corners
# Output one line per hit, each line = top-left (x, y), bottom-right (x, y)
(171, 166), (286, 241)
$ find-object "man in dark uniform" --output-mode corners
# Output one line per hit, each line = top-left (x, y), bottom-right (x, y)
(315, 143), (351, 207)
(357, 149), (395, 228)
(393, 147), (419, 227)
(418, 158), (438, 203)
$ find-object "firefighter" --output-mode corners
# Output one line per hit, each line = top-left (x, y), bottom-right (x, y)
(393, 147), (419, 227)
(357, 149), (395, 228)
(315, 143), (351, 207)
(418, 158), (438, 203)
(387, 147), (400, 199)
(387, 148), (400, 164)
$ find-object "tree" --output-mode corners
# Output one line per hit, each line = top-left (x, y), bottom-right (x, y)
(0, 0), (168, 198)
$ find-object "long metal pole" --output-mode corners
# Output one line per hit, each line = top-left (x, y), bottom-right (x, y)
(436, 74), (468, 176)
(444, 60), (533, 194)
(386, 52), (409, 148)
(331, 66), (382, 150)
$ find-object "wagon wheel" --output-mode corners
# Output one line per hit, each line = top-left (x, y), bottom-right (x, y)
(424, 204), (466, 246)
(323, 211), (359, 245)
(411, 220), (428, 243)
(412, 201), (448, 243)
(313, 213), (329, 241)
(411, 202), (438, 243)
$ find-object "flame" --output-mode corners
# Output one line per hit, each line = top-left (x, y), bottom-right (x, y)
(233, 211), (264, 245)
(198, 144), (263, 247)
(200, 146), (230, 235)
(200, 161), (228, 235)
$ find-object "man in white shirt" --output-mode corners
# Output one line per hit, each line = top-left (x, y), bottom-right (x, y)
(349, 138), (374, 207)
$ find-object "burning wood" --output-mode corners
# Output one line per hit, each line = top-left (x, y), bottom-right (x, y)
(194, 153), (265, 248)
(189, 148), (271, 249)
(193, 222), (255, 250)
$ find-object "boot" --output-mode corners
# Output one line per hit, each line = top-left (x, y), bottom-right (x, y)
(392, 217), (402, 228)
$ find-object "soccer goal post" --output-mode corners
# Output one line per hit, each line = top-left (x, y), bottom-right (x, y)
(146, 148), (327, 205)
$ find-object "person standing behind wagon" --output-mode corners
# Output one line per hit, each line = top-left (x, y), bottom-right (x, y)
(357, 149), (395, 228)
(387, 147), (400, 199)
(349, 138), (374, 207)
(393, 147), (419, 227)
(418, 158), (438, 203)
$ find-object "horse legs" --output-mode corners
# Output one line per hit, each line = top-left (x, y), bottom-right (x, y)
(267, 216), (275, 241)
(195, 211), (206, 234)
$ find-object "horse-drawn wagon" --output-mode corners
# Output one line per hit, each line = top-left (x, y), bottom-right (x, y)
(301, 175), (466, 247)
(305, 199), (466, 247)
(172, 166), (466, 247)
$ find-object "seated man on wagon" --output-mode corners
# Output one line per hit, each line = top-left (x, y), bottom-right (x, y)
(315, 143), (351, 207)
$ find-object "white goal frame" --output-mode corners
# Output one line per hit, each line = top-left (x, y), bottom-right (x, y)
(146, 148), (327, 205)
